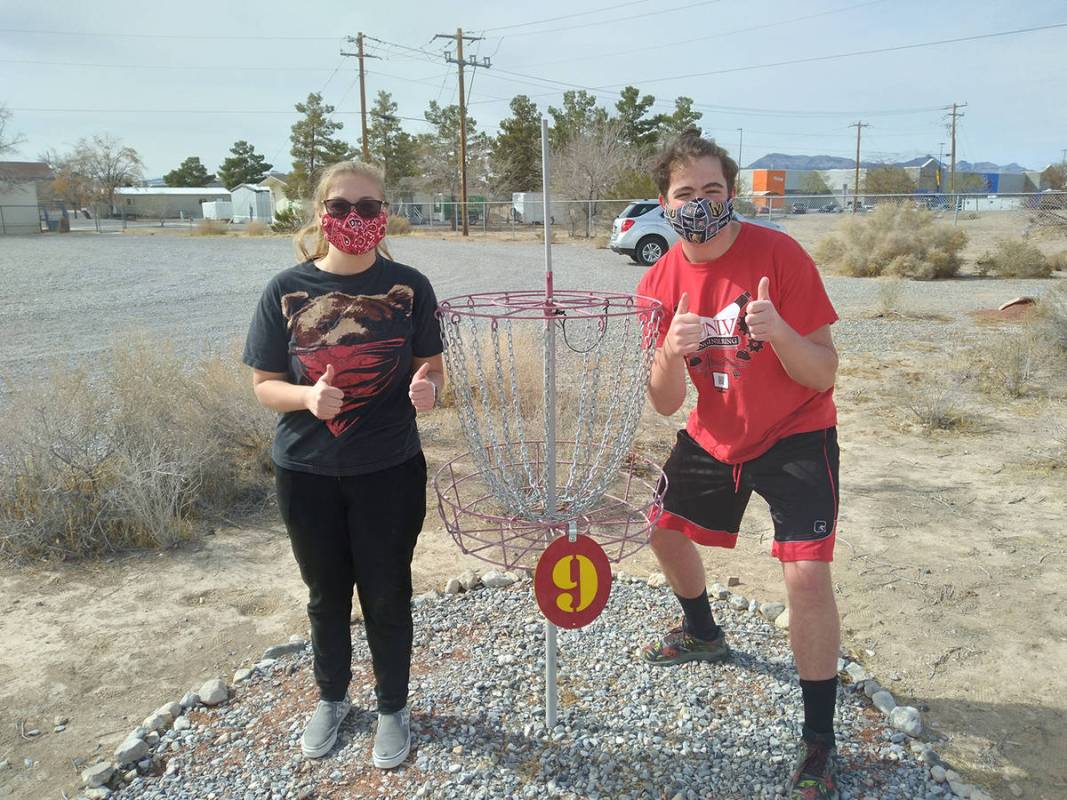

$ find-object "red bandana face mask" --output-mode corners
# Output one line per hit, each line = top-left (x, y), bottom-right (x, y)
(320, 210), (387, 255)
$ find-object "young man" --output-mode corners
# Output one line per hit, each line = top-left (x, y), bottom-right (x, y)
(636, 128), (842, 800)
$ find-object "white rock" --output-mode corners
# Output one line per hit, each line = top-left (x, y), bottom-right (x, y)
(179, 692), (199, 709)
(158, 702), (182, 721)
(85, 788), (112, 799)
(114, 736), (149, 765)
(81, 761), (115, 788)
(263, 642), (304, 659)
(198, 678), (228, 706)
(141, 712), (171, 733)
(709, 583), (729, 600)
(233, 668), (253, 683)
(647, 572), (668, 588)
(864, 681), (882, 698)
(728, 595), (748, 610)
(845, 662), (870, 683)
(774, 607), (791, 630)
(444, 578), (462, 595)
(458, 569), (480, 591)
(412, 590), (439, 606)
(289, 634), (306, 645)
(930, 765), (947, 783)
(481, 571), (518, 588)
(948, 780), (972, 798)
(888, 705), (923, 737)
(173, 716), (192, 732)
(759, 601), (786, 622)
(872, 690), (897, 714)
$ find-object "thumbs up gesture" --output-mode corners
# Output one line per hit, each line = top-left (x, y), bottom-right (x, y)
(744, 276), (785, 343)
(664, 292), (703, 361)
(306, 363), (344, 420)
(408, 362), (437, 412)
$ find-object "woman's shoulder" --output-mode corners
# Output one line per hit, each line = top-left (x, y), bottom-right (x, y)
(380, 257), (434, 290)
(263, 260), (316, 290)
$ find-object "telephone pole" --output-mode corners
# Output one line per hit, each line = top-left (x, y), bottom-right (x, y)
(434, 28), (491, 236)
(945, 102), (967, 194)
(341, 33), (380, 162)
(850, 121), (869, 213)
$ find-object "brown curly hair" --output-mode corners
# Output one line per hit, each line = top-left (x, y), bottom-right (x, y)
(652, 127), (739, 196)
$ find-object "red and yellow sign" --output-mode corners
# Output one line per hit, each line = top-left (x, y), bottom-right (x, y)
(533, 534), (612, 628)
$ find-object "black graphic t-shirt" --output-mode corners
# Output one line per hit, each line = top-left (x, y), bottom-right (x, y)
(242, 256), (443, 477)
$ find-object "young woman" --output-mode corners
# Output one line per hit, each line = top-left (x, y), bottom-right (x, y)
(242, 161), (443, 768)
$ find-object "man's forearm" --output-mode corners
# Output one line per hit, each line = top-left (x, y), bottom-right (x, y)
(769, 329), (838, 392)
(647, 348), (689, 416)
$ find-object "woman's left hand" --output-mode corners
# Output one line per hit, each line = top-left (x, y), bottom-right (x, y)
(408, 362), (437, 411)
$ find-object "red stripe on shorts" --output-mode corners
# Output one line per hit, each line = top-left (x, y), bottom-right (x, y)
(771, 534), (836, 562)
(658, 511), (738, 548)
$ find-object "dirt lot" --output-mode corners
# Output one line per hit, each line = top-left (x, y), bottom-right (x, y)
(1, 215), (1065, 800)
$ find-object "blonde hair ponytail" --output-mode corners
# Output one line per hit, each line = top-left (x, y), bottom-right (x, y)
(293, 160), (393, 262)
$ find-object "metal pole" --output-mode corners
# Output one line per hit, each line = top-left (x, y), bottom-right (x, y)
(358, 33), (370, 162)
(457, 29), (469, 237)
(0, 206), (5, 235)
(540, 116), (559, 730)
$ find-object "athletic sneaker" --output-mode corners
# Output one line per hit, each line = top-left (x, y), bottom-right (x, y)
(641, 623), (731, 665)
(300, 696), (351, 758)
(789, 738), (839, 799)
(372, 705), (411, 769)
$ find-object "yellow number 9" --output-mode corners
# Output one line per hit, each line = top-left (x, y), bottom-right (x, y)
(552, 555), (598, 613)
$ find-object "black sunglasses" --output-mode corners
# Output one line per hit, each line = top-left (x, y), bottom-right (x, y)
(323, 197), (388, 219)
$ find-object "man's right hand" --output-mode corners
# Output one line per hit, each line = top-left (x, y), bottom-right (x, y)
(663, 292), (703, 361)
(306, 363), (344, 420)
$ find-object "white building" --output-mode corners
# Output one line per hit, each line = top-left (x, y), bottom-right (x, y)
(0, 161), (53, 234)
(230, 184), (273, 223)
(113, 187), (231, 219)
(258, 173), (303, 220)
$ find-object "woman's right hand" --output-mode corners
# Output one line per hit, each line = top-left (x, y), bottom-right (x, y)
(306, 364), (344, 420)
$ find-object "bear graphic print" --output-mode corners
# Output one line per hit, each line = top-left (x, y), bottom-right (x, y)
(281, 284), (414, 437)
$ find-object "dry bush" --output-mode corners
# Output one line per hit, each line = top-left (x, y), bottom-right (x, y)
(975, 238), (1054, 278)
(895, 372), (967, 431)
(1033, 282), (1067, 356)
(246, 221), (269, 236)
(973, 328), (1046, 398)
(872, 277), (909, 318)
(387, 215), (412, 236)
(0, 338), (275, 562)
(814, 205), (967, 279)
(192, 219), (228, 236)
(1048, 251), (1067, 272)
(592, 235), (611, 249)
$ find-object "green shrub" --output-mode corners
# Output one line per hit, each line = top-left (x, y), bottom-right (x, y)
(814, 205), (967, 279)
(271, 205), (305, 234)
(975, 238), (1054, 278)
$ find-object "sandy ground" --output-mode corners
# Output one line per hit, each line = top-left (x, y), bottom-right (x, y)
(2, 216), (1066, 800)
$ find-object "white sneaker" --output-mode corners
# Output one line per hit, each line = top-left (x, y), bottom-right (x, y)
(372, 706), (411, 769)
(300, 696), (351, 758)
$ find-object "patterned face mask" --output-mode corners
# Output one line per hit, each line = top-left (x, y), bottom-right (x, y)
(320, 209), (387, 255)
(663, 197), (734, 244)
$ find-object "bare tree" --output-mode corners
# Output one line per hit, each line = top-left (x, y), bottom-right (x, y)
(70, 134), (145, 213)
(0, 104), (28, 186)
(551, 120), (640, 236)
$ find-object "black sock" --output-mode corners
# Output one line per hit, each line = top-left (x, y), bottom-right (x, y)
(676, 589), (721, 640)
(800, 677), (838, 746)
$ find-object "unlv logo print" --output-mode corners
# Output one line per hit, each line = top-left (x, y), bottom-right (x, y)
(685, 290), (765, 391)
(282, 285), (413, 437)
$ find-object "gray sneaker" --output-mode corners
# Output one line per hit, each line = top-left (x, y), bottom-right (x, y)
(372, 706), (411, 769)
(300, 696), (351, 758)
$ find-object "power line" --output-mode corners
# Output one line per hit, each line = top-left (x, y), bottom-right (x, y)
(0, 27), (344, 41)
(482, 0), (722, 40)
(0, 57), (337, 72)
(478, 0), (653, 32)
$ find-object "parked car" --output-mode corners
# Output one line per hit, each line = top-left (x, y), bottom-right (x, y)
(791, 203), (807, 214)
(608, 200), (784, 266)
(818, 202), (841, 213)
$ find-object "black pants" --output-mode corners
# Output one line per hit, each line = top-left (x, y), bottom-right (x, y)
(275, 453), (426, 713)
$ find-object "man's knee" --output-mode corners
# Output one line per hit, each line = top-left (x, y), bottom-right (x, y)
(783, 561), (832, 598)
(650, 525), (690, 556)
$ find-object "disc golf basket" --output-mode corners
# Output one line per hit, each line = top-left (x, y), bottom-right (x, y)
(433, 119), (665, 727)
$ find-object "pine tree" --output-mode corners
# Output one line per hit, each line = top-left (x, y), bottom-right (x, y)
(217, 140), (273, 190)
(490, 95), (542, 193)
(287, 92), (352, 199)
(164, 156), (213, 187)
(364, 91), (420, 189)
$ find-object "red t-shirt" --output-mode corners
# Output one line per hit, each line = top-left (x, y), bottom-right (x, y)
(636, 222), (838, 464)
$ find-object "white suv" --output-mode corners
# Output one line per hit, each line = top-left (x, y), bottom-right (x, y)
(608, 200), (783, 266)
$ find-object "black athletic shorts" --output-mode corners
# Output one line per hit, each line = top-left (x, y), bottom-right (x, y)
(657, 427), (840, 562)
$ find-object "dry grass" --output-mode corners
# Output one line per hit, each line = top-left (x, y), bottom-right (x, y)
(192, 219), (229, 236)
(975, 238), (1055, 278)
(245, 221), (269, 236)
(0, 337), (275, 562)
(813, 205), (967, 279)
(387, 215), (413, 236)
(894, 369), (968, 431)
(592, 234), (611, 249)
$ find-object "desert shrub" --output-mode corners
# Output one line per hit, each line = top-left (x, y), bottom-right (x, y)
(814, 205), (967, 279)
(192, 219), (228, 236)
(896, 372), (966, 430)
(1048, 251), (1067, 272)
(0, 339), (275, 561)
(386, 215), (412, 236)
(271, 206), (305, 234)
(974, 328), (1045, 398)
(246, 220), (269, 236)
(975, 238), (1054, 278)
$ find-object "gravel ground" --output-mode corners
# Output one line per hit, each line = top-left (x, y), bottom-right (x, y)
(96, 578), (956, 800)
(0, 233), (1062, 388)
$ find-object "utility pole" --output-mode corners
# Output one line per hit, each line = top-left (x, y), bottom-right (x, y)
(341, 33), (380, 162)
(850, 121), (869, 213)
(736, 128), (743, 170)
(434, 27), (490, 237)
(945, 102), (967, 194)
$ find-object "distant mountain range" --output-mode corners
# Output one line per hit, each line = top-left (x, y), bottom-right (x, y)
(745, 153), (1031, 173)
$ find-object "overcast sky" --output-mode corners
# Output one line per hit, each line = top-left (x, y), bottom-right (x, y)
(2, 0), (1065, 177)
